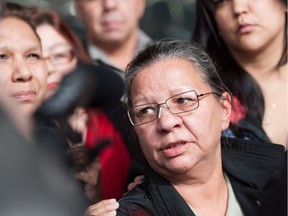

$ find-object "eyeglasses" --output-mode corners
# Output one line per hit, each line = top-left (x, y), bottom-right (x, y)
(43, 45), (76, 67)
(127, 90), (219, 126)
(81, 0), (127, 4)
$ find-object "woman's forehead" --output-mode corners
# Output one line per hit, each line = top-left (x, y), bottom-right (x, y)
(130, 59), (209, 102)
(133, 59), (204, 88)
(0, 17), (41, 47)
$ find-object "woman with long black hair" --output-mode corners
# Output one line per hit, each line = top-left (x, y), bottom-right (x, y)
(192, 0), (287, 148)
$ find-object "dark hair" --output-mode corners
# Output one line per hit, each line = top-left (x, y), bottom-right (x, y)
(124, 38), (231, 107)
(192, 0), (287, 125)
(23, 7), (90, 64)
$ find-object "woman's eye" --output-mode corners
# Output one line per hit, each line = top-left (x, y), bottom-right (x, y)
(142, 107), (153, 114)
(176, 97), (193, 104)
(27, 53), (41, 62)
(0, 54), (8, 62)
(136, 107), (156, 117)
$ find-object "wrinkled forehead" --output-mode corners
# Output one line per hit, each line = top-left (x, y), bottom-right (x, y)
(130, 58), (208, 97)
(0, 17), (41, 47)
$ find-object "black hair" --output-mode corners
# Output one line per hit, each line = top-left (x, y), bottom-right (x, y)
(192, 0), (287, 125)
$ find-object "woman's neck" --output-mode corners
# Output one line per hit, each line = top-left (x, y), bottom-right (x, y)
(231, 35), (285, 81)
(174, 169), (228, 216)
(229, 33), (287, 148)
(170, 151), (228, 216)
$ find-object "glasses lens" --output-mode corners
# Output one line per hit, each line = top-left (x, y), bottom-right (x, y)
(128, 103), (158, 125)
(167, 90), (199, 114)
(49, 44), (75, 65)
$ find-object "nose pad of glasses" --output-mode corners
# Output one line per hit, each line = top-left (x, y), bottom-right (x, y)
(157, 106), (162, 119)
(157, 104), (172, 119)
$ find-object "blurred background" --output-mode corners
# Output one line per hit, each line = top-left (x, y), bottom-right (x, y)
(6, 0), (196, 41)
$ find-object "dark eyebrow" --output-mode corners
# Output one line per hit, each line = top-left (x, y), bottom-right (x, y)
(26, 46), (42, 53)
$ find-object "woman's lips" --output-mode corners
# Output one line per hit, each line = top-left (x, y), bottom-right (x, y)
(238, 24), (255, 34)
(161, 141), (188, 158)
(12, 91), (36, 101)
(47, 82), (59, 90)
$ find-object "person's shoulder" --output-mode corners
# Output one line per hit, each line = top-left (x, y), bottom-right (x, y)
(117, 183), (154, 216)
(221, 137), (286, 188)
(221, 137), (285, 156)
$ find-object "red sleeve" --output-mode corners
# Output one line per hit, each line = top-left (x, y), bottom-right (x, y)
(85, 111), (131, 199)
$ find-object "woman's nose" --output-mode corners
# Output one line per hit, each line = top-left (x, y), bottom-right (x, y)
(156, 106), (182, 131)
(232, 0), (249, 16)
(12, 59), (32, 82)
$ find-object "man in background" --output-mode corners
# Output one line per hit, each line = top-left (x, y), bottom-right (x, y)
(75, 0), (152, 71)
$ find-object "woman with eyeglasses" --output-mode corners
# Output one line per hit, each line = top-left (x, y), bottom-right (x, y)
(23, 5), (135, 204)
(85, 39), (286, 216)
(28, 7), (90, 98)
(192, 0), (287, 149)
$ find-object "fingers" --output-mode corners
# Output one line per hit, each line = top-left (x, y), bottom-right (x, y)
(75, 158), (102, 202)
(84, 199), (119, 216)
(127, 175), (144, 192)
(75, 170), (98, 185)
(68, 108), (88, 142)
(75, 158), (101, 185)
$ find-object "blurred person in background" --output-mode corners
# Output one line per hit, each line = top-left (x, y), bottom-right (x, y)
(192, 0), (287, 148)
(0, 5), (47, 117)
(75, 0), (152, 72)
(0, 4), (87, 215)
(24, 5), (138, 203)
(32, 8), (89, 98)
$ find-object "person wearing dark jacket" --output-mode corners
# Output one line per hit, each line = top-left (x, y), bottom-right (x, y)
(117, 137), (286, 216)
(119, 39), (286, 216)
(85, 39), (286, 216)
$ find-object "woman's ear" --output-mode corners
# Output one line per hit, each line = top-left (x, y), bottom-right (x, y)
(220, 92), (232, 131)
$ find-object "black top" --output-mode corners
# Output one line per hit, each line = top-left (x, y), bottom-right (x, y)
(117, 137), (287, 216)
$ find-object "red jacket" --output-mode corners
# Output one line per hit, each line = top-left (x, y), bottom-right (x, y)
(85, 111), (131, 199)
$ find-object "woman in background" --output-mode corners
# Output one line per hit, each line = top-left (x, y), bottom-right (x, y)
(23, 5), (133, 203)
(192, 0), (287, 148)
(0, 4), (88, 215)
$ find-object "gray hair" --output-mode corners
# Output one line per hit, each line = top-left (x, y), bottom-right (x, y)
(123, 38), (230, 107)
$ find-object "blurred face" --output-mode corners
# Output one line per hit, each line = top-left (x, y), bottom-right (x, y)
(36, 24), (77, 98)
(76, 0), (145, 46)
(130, 59), (231, 179)
(213, 0), (286, 54)
(0, 17), (47, 116)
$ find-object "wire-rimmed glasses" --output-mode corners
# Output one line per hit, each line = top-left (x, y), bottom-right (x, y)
(42, 44), (76, 67)
(127, 90), (219, 126)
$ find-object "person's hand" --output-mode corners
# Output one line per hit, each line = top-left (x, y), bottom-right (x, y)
(84, 199), (119, 216)
(68, 108), (88, 135)
(75, 157), (102, 202)
(127, 175), (144, 192)
(68, 107), (88, 146)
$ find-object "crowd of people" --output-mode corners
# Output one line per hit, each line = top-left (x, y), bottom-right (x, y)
(0, 0), (286, 215)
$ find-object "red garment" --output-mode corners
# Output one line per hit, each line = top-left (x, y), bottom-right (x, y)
(85, 111), (131, 199)
(230, 97), (246, 124)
